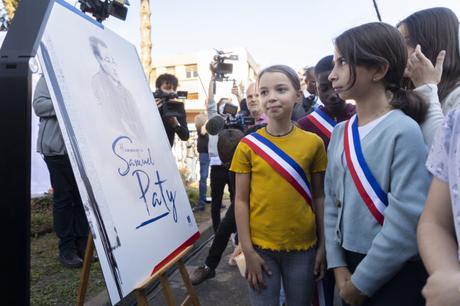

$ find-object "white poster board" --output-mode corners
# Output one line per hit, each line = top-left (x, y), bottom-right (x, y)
(38, 1), (199, 304)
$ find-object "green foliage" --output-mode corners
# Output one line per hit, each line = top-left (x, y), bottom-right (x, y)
(29, 185), (205, 304)
(186, 185), (199, 208)
(31, 195), (53, 237)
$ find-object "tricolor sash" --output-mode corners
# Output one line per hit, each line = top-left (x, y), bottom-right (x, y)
(307, 108), (336, 139)
(344, 115), (388, 225)
(241, 132), (312, 207)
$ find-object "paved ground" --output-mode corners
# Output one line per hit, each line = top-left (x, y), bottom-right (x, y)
(85, 201), (251, 306)
(146, 234), (250, 306)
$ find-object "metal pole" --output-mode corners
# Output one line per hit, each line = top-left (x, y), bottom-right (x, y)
(0, 0), (53, 304)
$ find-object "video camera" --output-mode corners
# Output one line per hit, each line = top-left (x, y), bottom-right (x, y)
(79, 0), (130, 22)
(222, 103), (255, 132)
(153, 90), (188, 118)
(213, 49), (239, 82)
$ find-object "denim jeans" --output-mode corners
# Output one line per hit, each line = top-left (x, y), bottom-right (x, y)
(198, 153), (210, 206)
(248, 246), (316, 306)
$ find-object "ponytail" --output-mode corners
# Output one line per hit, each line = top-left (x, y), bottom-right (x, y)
(389, 86), (428, 124)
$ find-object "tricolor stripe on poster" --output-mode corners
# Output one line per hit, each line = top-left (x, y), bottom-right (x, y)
(241, 133), (312, 207)
(307, 108), (336, 139)
(344, 115), (388, 225)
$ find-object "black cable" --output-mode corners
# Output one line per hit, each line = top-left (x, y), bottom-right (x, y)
(373, 0), (382, 21)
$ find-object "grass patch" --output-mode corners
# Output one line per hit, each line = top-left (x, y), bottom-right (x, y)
(31, 182), (205, 305)
(31, 232), (104, 305)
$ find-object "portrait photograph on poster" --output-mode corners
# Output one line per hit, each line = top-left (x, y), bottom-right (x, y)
(37, 0), (199, 303)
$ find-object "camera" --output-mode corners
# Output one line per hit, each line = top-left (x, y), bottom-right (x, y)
(222, 103), (255, 132)
(213, 50), (239, 82)
(79, 0), (130, 22)
(153, 90), (188, 118)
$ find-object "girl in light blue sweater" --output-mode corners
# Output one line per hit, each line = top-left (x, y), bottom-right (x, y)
(324, 22), (430, 306)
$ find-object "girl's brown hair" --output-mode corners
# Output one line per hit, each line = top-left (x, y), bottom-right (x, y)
(398, 7), (460, 102)
(335, 22), (427, 123)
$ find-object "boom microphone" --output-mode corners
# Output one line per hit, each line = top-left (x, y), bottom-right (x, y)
(205, 115), (226, 135)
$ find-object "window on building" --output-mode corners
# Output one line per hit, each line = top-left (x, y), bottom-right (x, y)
(187, 92), (199, 100)
(185, 64), (198, 78)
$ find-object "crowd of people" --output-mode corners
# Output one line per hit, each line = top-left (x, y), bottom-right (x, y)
(186, 6), (460, 306)
(33, 5), (460, 306)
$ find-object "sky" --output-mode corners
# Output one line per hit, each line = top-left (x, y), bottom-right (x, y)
(55, 0), (460, 70)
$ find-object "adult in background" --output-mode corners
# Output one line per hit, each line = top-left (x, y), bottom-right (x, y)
(194, 113), (210, 211)
(33, 76), (89, 268)
(206, 61), (236, 232)
(292, 66), (318, 121)
(154, 73), (190, 147)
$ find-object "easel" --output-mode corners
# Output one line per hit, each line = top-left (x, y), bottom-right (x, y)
(77, 234), (200, 306)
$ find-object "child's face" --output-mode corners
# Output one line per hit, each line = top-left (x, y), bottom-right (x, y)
(316, 71), (345, 115)
(329, 47), (377, 101)
(258, 72), (301, 120)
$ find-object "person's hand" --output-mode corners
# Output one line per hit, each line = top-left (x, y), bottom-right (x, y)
(244, 249), (272, 291)
(423, 270), (460, 306)
(155, 98), (164, 109)
(404, 44), (445, 88)
(314, 245), (326, 281)
(167, 117), (179, 127)
(232, 84), (240, 97)
(340, 279), (367, 306)
(334, 266), (351, 291)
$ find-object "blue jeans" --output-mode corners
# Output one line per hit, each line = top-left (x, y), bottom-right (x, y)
(198, 153), (209, 205)
(248, 247), (316, 306)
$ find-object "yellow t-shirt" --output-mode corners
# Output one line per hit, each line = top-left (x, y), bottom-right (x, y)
(230, 126), (327, 251)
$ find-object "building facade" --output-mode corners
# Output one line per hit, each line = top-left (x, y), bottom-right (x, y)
(151, 47), (260, 123)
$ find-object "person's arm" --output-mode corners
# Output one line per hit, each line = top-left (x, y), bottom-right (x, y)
(231, 83), (242, 103)
(418, 177), (458, 273)
(33, 76), (55, 118)
(172, 115), (190, 141)
(415, 84), (444, 147)
(206, 62), (217, 118)
(311, 171), (325, 281)
(418, 178), (460, 306)
(405, 45), (446, 147)
(235, 172), (271, 290)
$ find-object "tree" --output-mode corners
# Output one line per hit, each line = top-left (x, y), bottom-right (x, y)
(3, 0), (19, 23)
(140, 0), (153, 87)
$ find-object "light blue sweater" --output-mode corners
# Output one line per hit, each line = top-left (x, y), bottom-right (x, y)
(324, 110), (430, 296)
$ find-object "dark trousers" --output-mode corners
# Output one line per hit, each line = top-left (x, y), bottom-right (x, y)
(205, 171), (237, 270)
(44, 154), (89, 256)
(210, 165), (234, 232)
(342, 250), (427, 306)
(205, 200), (236, 270)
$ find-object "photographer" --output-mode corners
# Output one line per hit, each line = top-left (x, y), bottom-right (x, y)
(204, 61), (235, 231)
(154, 73), (190, 147)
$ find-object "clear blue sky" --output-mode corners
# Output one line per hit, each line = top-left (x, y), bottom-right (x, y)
(77, 0), (460, 70)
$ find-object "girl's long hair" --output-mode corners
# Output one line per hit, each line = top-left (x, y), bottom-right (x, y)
(335, 22), (427, 123)
(398, 7), (460, 102)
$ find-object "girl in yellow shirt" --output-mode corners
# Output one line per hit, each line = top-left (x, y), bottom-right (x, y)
(231, 65), (327, 306)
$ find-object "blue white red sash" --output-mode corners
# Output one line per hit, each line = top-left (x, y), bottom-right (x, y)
(307, 108), (336, 139)
(343, 115), (388, 225)
(241, 132), (312, 207)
